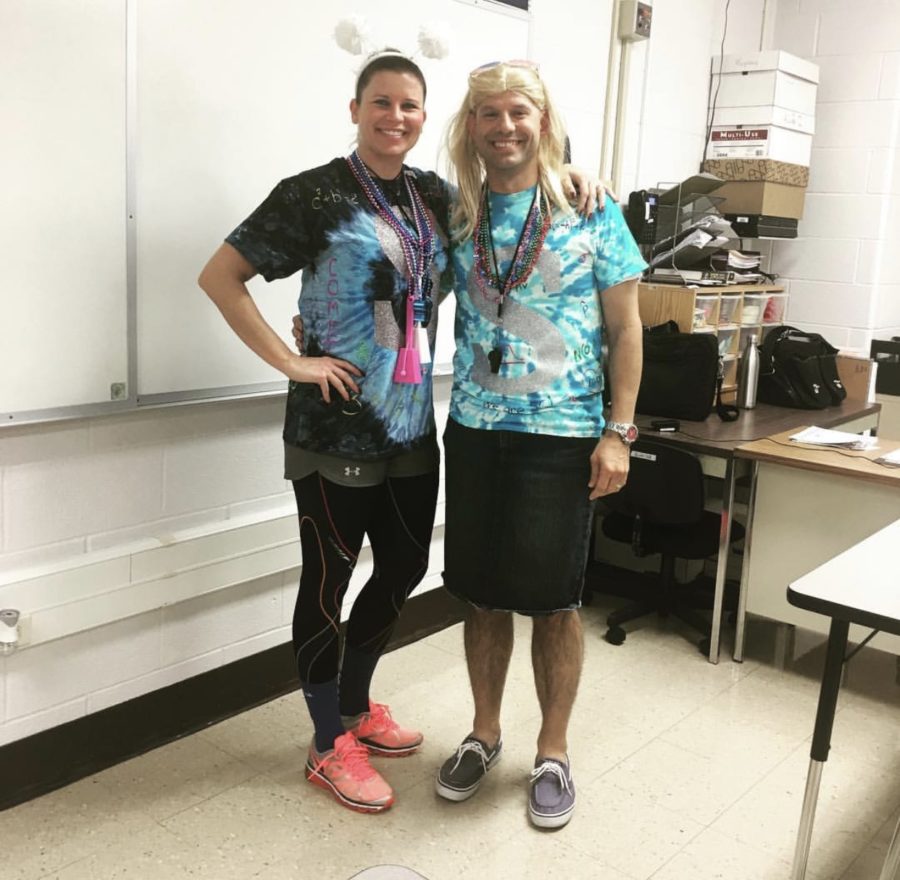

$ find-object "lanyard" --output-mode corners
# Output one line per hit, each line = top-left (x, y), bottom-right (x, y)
(484, 185), (539, 321)
(346, 151), (435, 306)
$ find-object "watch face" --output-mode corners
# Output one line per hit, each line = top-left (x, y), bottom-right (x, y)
(624, 424), (639, 442)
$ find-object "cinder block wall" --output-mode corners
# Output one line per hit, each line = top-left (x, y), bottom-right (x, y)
(770, 0), (900, 348)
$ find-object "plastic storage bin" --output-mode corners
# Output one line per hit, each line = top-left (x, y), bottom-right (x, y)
(718, 327), (739, 357)
(741, 293), (768, 325)
(719, 295), (741, 326)
(763, 293), (788, 324)
(694, 295), (719, 329)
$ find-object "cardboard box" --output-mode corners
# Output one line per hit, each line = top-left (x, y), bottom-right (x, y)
(708, 125), (812, 165)
(712, 50), (820, 85)
(712, 52), (819, 116)
(702, 158), (809, 187)
(711, 104), (815, 134)
(713, 68), (818, 117)
(713, 181), (806, 220)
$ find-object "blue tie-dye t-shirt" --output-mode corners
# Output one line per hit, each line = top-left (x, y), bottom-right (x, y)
(449, 190), (647, 437)
(226, 158), (453, 460)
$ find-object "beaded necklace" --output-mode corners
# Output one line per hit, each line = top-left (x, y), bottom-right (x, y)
(472, 184), (552, 373)
(346, 150), (435, 307)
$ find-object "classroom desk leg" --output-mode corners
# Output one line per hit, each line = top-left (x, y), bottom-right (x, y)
(708, 457), (736, 664)
(880, 815), (900, 880)
(791, 617), (850, 880)
(733, 460), (759, 662)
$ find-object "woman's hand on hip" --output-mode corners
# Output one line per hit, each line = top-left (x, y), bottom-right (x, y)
(285, 354), (363, 403)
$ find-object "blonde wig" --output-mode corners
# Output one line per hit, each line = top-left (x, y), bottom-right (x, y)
(446, 63), (572, 242)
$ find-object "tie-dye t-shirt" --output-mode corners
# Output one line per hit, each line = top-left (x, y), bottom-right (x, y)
(226, 158), (453, 460)
(449, 190), (647, 437)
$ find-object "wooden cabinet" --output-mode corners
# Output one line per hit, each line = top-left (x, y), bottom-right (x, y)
(637, 283), (787, 393)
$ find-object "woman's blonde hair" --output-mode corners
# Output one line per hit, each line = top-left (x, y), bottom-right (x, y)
(446, 63), (571, 242)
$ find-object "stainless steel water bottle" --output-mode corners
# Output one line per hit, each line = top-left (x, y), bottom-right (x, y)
(737, 332), (760, 409)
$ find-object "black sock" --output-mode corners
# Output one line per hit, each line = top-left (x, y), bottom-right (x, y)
(301, 677), (345, 753)
(339, 644), (380, 717)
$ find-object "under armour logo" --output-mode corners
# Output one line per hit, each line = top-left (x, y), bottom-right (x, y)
(344, 466), (361, 477)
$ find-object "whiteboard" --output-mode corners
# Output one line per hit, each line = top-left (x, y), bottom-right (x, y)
(2, 0), (529, 422)
(135, 0), (529, 400)
(1, 0), (128, 418)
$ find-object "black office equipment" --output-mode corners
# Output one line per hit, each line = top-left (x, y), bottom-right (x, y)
(625, 190), (660, 244)
(725, 213), (798, 238)
(870, 338), (900, 395)
(599, 440), (745, 651)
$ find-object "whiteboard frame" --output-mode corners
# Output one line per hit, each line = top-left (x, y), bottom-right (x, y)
(3, 0), (535, 428)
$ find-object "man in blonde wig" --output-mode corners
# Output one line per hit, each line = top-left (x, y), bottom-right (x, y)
(435, 61), (646, 828)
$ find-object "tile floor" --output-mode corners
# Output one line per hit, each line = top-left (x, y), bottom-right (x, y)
(2, 599), (900, 880)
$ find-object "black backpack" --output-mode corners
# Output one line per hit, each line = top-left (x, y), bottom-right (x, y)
(757, 325), (847, 409)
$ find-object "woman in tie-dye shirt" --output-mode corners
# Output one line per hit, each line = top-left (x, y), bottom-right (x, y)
(199, 50), (451, 816)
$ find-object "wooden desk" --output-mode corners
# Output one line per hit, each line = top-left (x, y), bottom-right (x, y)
(628, 399), (882, 663)
(735, 429), (900, 660)
(784, 519), (900, 880)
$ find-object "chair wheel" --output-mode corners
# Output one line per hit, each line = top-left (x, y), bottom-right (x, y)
(605, 626), (626, 646)
(697, 637), (711, 656)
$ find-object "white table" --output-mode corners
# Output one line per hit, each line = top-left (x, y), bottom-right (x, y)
(786, 518), (900, 880)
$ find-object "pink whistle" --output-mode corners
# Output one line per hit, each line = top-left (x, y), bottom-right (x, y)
(393, 295), (423, 384)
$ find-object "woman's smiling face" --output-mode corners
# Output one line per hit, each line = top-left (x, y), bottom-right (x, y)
(351, 70), (426, 178)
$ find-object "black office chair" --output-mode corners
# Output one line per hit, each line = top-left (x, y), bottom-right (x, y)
(598, 439), (744, 652)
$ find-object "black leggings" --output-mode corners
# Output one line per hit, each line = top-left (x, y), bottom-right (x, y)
(291, 470), (439, 685)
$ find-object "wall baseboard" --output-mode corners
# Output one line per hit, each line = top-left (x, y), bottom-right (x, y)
(0, 588), (465, 812)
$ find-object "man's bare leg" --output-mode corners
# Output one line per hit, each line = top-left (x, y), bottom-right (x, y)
(532, 610), (583, 760)
(466, 607), (514, 748)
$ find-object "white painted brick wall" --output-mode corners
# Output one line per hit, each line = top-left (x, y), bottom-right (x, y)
(859, 228), (900, 285)
(867, 147), (900, 194)
(771, 238), (860, 283)
(799, 193), (885, 240)
(816, 54), (882, 102)
(0, 698), (88, 749)
(785, 281), (875, 327)
(818, 3), (900, 56)
(808, 148), (870, 193)
(875, 284), (900, 328)
(881, 53), (900, 99)
(5, 614), (160, 720)
(773, 0), (818, 58)
(5, 447), (165, 553)
(767, 1), (900, 353)
(160, 573), (283, 666)
(814, 102), (895, 149)
(711, 0), (765, 55)
(86, 650), (224, 717)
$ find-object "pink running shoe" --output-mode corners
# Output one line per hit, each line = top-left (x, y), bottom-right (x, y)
(347, 701), (424, 757)
(305, 731), (394, 813)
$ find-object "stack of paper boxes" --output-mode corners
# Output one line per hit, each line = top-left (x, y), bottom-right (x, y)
(702, 50), (819, 234)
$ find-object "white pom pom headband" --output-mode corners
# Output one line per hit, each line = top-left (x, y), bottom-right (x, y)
(334, 16), (450, 73)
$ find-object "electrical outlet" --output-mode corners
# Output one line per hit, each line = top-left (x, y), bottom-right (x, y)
(619, 0), (652, 42)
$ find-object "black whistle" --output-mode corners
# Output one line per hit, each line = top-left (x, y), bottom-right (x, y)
(488, 348), (502, 374)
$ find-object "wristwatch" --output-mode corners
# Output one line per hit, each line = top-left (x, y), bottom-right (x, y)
(603, 421), (639, 445)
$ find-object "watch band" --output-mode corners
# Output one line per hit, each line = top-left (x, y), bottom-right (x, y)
(604, 421), (639, 444)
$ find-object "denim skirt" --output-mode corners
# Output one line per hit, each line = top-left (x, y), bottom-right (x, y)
(442, 418), (598, 615)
